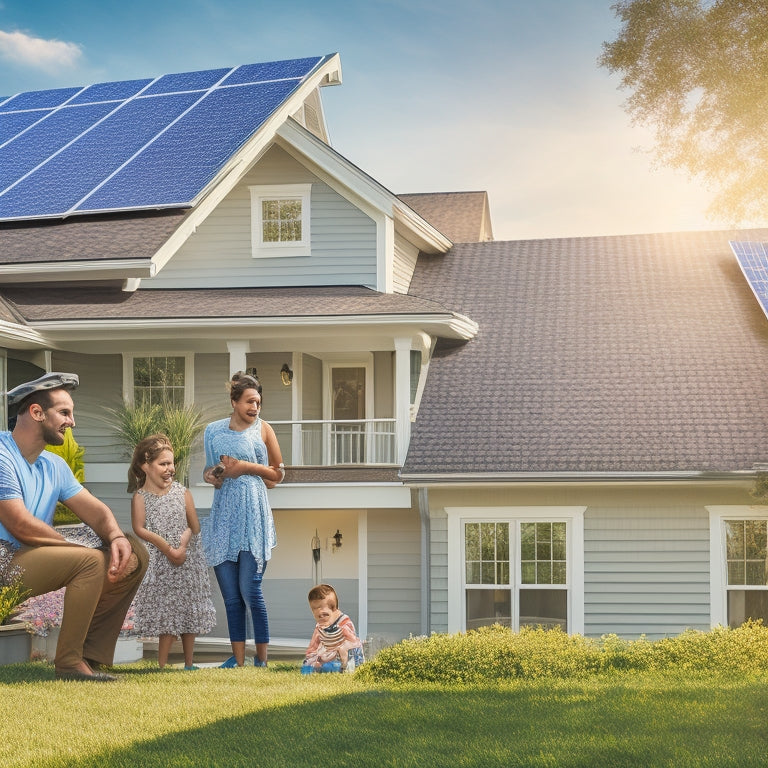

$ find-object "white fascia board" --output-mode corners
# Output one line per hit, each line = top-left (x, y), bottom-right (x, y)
(401, 471), (756, 485)
(275, 120), (451, 254)
(0, 260), (155, 282)
(0, 320), (49, 348)
(189, 482), (411, 510)
(35, 311), (479, 341)
(150, 54), (344, 275)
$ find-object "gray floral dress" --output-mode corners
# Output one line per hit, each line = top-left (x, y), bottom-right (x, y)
(132, 482), (216, 636)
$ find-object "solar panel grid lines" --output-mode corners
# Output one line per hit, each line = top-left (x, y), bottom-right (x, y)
(729, 240), (768, 318)
(0, 55), (330, 221)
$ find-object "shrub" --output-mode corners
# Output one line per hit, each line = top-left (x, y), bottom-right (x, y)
(46, 428), (85, 525)
(105, 400), (205, 486)
(356, 622), (768, 684)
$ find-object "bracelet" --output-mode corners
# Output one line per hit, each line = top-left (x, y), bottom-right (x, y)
(109, 535), (129, 544)
(277, 463), (286, 481)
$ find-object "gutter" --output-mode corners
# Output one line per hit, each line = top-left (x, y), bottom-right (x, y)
(400, 470), (759, 485)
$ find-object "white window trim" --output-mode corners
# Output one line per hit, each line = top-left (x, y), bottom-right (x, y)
(707, 505), (768, 628)
(122, 353), (194, 405)
(249, 183), (311, 258)
(446, 506), (585, 635)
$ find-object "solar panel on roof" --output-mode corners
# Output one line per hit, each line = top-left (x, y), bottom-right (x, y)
(0, 55), (332, 221)
(730, 241), (768, 318)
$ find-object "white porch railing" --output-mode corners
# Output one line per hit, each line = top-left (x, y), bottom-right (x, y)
(269, 419), (398, 466)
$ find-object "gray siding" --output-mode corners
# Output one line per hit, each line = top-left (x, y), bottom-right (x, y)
(367, 509), (421, 642)
(149, 145), (378, 289)
(429, 511), (449, 634)
(584, 506), (710, 639)
(51, 351), (125, 462)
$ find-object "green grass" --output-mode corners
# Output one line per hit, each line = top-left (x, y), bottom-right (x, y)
(2, 661), (768, 767)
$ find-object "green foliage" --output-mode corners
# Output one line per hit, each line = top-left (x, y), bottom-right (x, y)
(751, 471), (768, 502)
(357, 622), (768, 684)
(599, 0), (768, 224)
(105, 400), (205, 486)
(0, 547), (30, 625)
(46, 428), (84, 526)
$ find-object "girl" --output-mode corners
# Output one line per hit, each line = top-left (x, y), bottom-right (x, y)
(202, 371), (284, 668)
(129, 434), (216, 669)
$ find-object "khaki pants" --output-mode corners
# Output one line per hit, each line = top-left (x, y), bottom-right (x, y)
(11, 533), (148, 669)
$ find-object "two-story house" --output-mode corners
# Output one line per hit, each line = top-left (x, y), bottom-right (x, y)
(2, 54), (768, 648)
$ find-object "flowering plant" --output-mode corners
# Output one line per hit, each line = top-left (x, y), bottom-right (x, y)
(0, 546), (30, 625)
(17, 589), (136, 637)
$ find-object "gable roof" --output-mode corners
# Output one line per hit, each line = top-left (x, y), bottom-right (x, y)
(403, 228), (768, 479)
(0, 56), (340, 222)
(398, 191), (493, 243)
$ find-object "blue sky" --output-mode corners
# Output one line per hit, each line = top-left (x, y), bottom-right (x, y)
(0, 0), (755, 240)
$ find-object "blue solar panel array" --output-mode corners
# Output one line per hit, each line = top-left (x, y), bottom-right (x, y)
(0, 55), (330, 221)
(730, 241), (768, 318)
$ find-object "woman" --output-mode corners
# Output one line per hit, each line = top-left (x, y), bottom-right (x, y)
(202, 371), (285, 667)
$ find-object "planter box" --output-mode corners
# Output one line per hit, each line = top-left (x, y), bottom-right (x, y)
(31, 627), (143, 664)
(0, 623), (32, 665)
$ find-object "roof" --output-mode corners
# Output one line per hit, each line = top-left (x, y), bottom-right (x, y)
(0, 210), (188, 264)
(0, 56), (339, 222)
(398, 191), (493, 243)
(403, 228), (768, 477)
(0, 284), (456, 321)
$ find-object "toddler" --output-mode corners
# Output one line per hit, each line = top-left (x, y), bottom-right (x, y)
(302, 583), (364, 673)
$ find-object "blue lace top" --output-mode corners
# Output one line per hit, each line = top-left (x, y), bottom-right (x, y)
(201, 417), (277, 568)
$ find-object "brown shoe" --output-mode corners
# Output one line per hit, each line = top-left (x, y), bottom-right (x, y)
(55, 668), (117, 682)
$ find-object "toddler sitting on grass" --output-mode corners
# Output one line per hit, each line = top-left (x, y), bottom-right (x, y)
(302, 583), (364, 673)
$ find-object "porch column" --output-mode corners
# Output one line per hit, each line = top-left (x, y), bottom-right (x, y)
(226, 341), (250, 377)
(394, 337), (412, 464)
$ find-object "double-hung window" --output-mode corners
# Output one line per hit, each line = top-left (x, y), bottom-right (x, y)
(709, 507), (768, 627)
(124, 355), (191, 406)
(448, 507), (584, 635)
(250, 184), (311, 258)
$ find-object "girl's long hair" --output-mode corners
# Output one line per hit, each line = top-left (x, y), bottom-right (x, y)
(127, 433), (173, 493)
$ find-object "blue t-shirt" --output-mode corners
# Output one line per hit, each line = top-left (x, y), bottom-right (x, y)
(0, 431), (83, 546)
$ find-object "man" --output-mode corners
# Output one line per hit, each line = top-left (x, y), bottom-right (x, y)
(0, 372), (148, 681)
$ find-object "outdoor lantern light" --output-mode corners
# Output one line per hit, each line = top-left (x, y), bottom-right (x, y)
(332, 529), (343, 550)
(280, 363), (293, 386)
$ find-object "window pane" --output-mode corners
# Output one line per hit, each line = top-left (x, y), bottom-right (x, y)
(481, 562), (495, 584)
(521, 522), (535, 560)
(466, 561), (480, 584)
(497, 561), (509, 584)
(726, 520), (768, 586)
(466, 589), (511, 631)
(480, 523), (496, 561)
(537, 561), (552, 584)
(133, 356), (185, 407)
(519, 589), (567, 631)
(497, 523), (509, 561)
(521, 561), (536, 584)
(552, 561), (567, 585)
(263, 221), (279, 242)
(262, 200), (279, 220)
(727, 589), (768, 628)
(465, 523), (480, 561)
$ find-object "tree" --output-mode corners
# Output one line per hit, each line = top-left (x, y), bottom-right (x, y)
(599, 0), (768, 224)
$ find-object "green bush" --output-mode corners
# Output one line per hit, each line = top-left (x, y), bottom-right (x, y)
(105, 400), (205, 487)
(46, 428), (85, 526)
(356, 622), (768, 684)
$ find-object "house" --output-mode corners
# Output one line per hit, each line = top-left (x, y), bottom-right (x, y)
(1, 55), (767, 647)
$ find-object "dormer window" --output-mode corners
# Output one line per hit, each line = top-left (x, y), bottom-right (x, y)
(249, 183), (311, 258)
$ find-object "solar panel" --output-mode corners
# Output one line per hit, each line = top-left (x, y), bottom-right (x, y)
(730, 241), (768, 318)
(0, 55), (331, 221)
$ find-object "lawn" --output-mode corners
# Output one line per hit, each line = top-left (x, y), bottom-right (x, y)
(3, 661), (767, 767)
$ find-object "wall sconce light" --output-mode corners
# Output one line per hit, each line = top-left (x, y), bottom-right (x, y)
(332, 529), (343, 551)
(280, 363), (293, 386)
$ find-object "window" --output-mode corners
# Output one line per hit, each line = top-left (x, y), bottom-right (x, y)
(128, 356), (188, 406)
(250, 184), (311, 258)
(724, 519), (768, 627)
(451, 509), (585, 634)
(708, 506), (768, 628)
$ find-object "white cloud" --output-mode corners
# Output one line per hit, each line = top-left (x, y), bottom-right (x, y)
(0, 29), (82, 73)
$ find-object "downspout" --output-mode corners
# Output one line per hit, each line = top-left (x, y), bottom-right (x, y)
(418, 486), (430, 636)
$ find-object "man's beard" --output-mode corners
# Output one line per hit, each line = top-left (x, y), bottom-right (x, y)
(42, 424), (65, 446)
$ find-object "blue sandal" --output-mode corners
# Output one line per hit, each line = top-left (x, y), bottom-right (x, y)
(219, 655), (240, 668)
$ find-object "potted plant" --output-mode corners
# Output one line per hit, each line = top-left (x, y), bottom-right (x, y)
(0, 547), (32, 664)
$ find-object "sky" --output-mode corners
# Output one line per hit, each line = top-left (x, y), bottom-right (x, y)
(0, 0), (760, 242)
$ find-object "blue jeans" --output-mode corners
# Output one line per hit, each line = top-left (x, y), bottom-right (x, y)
(213, 552), (269, 644)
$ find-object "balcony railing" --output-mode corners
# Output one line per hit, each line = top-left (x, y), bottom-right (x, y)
(270, 419), (397, 466)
